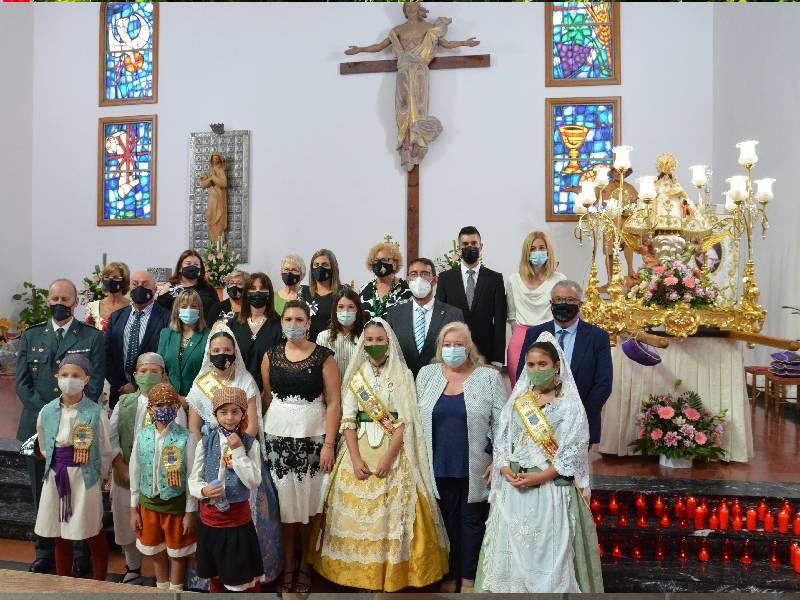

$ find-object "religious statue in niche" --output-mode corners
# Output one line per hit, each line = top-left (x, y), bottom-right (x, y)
(344, 3), (480, 171)
(200, 152), (228, 246)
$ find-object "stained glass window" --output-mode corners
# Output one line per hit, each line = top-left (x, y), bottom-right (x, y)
(546, 2), (620, 86)
(100, 3), (158, 105)
(546, 97), (620, 221)
(98, 116), (157, 226)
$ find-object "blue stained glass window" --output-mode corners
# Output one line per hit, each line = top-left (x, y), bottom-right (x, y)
(551, 2), (616, 82)
(102, 120), (153, 221)
(103, 3), (156, 102)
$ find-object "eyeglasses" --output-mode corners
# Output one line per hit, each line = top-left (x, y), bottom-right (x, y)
(407, 272), (434, 281)
(552, 297), (582, 305)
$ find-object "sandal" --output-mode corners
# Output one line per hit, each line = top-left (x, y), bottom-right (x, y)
(276, 569), (294, 593)
(292, 566), (313, 593)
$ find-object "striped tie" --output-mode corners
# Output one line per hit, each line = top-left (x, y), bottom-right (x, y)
(414, 306), (426, 353)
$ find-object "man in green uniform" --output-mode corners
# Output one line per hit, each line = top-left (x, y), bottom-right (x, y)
(15, 279), (105, 575)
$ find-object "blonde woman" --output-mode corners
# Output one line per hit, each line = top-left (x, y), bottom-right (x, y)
(359, 240), (412, 320)
(207, 270), (249, 323)
(506, 231), (565, 387)
(275, 254), (306, 316)
(416, 321), (506, 593)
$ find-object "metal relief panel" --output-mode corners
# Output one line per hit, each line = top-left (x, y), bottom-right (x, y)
(188, 130), (249, 262)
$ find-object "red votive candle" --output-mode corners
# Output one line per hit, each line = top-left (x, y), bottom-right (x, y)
(608, 494), (618, 516)
(655, 537), (665, 561)
(769, 541), (780, 566)
(677, 537), (689, 561)
(594, 512), (604, 526)
(678, 517), (689, 530)
(793, 512), (800, 536)
(686, 496), (696, 518)
(660, 511), (671, 529)
(591, 497), (601, 516)
(722, 538), (733, 563)
(733, 514), (743, 531)
(791, 542), (800, 571)
(709, 509), (719, 530)
(698, 538), (709, 562)
(778, 509), (789, 534)
(732, 499), (742, 520)
(637, 514), (647, 528)
(618, 511), (628, 528)
(612, 540), (622, 558)
(695, 506), (706, 530)
(764, 510), (775, 533)
(746, 507), (758, 531)
(654, 496), (664, 517)
(741, 539), (753, 564)
(719, 503), (730, 530)
(631, 536), (642, 560)
(675, 497), (685, 519)
(758, 499), (768, 522)
(636, 494), (646, 518)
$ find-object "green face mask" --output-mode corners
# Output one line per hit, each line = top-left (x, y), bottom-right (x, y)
(528, 367), (555, 390)
(364, 344), (389, 360)
(136, 372), (163, 395)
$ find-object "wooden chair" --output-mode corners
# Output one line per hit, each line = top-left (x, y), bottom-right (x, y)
(764, 372), (800, 417)
(744, 366), (770, 411)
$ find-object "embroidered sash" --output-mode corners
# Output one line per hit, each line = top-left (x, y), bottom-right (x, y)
(513, 390), (559, 459)
(348, 368), (397, 436)
(196, 371), (224, 404)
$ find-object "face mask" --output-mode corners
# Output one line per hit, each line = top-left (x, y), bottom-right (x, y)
(181, 265), (201, 280)
(153, 405), (178, 423)
(283, 325), (307, 342)
(103, 279), (123, 293)
(247, 291), (270, 309)
(551, 302), (580, 324)
(179, 308), (200, 325)
(210, 353), (235, 370)
(281, 272), (301, 286)
(408, 277), (432, 299)
(135, 371), (163, 395)
(528, 367), (555, 390)
(50, 303), (72, 322)
(337, 311), (356, 327)
(461, 245), (480, 265)
(227, 286), (243, 300)
(442, 346), (467, 368)
(372, 260), (395, 277)
(130, 286), (154, 305)
(364, 344), (389, 360)
(58, 376), (86, 396)
(529, 250), (549, 267)
(312, 266), (332, 282)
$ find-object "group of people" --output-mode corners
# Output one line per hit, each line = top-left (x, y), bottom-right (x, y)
(15, 225), (612, 593)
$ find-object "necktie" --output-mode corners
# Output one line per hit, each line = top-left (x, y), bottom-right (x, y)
(55, 327), (64, 348)
(414, 306), (426, 353)
(125, 310), (143, 378)
(466, 269), (476, 309)
(556, 329), (567, 349)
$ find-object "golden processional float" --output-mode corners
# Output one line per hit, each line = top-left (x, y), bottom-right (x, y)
(573, 141), (798, 352)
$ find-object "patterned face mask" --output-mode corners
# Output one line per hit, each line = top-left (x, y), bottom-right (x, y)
(153, 405), (178, 423)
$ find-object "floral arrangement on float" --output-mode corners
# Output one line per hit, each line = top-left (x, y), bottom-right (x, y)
(627, 252), (721, 310)
(79, 264), (106, 306)
(629, 382), (727, 468)
(203, 238), (240, 294)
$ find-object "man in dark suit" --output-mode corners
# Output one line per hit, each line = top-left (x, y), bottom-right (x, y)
(435, 226), (507, 367)
(15, 278), (105, 574)
(105, 270), (170, 408)
(515, 279), (612, 447)
(386, 258), (463, 377)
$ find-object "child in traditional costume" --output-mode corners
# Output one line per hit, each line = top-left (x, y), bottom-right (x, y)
(33, 354), (112, 580)
(309, 318), (449, 591)
(189, 386), (265, 592)
(475, 332), (603, 593)
(128, 383), (197, 590)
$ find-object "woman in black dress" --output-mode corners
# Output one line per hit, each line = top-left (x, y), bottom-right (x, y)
(157, 249), (218, 319)
(207, 270), (249, 324)
(299, 249), (341, 342)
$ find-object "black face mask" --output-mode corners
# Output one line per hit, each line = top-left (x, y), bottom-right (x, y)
(130, 286), (154, 305)
(210, 353), (235, 370)
(227, 286), (243, 300)
(181, 265), (201, 281)
(312, 266), (332, 283)
(461, 246), (480, 265)
(551, 302), (580, 324)
(50, 303), (72, 322)
(247, 291), (269, 309)
(372, 260), (395, 277)
(103, 279), (123, 294)
(281, 272), (301, 286)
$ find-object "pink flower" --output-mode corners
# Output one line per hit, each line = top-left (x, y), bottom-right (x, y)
(217, 252), (224, 260)
(694, 432), (708, 445)
(638, 428), (646, 439)
(682, 277), (696, 289)
(652, 266), (665, 274)
(683, 407), (701, 421)
(664, 432), (679, 447)
(651, 428), (663, 441)
(664, 276), (679, 286)
(657, 406), (675, 419)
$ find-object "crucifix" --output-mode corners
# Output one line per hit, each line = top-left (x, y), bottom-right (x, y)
(341, 2), (490, 265)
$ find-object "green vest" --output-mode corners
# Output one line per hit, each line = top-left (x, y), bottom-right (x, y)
(40, 395), (102, 490)
(113, 392), (141, 489)
(136, 421), (190, 501)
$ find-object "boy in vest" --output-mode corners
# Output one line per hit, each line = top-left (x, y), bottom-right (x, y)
(109, 352), (187, 584)
(188, 386), (265, 593)
(129, 383), (197, 591)
(34, 354), (111, 580)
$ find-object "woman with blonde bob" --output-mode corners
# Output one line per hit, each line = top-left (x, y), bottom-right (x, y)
(415, 321), (506, 593)
(506, 231), (566, 387)
(359, 240), (412, 320)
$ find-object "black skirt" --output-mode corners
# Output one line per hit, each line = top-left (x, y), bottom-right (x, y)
(196, 520), (264, 587)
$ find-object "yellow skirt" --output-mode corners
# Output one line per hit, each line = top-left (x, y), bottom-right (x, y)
(309, 434), (448, 591)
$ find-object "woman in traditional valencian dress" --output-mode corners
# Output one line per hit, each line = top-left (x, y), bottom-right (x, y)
(475, 332), (603, 593)
(309, 318), (448, 592)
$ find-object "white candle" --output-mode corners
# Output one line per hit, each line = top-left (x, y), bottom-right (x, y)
(754, 177), (775, 202)
(574, 202), (588, 214)
(726, 175), (748, 202)
(594, 165), (611, 187)
(637, 175), (657, 200)
(613, 145), (633, 171)
(736, 140), (759, 167)
(580, 180), (597, 206)
(724, 192), (738, 213)
(690, 165), (707, 188)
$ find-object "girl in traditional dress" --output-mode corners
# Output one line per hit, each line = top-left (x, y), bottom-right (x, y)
(309, 318), (449, 592)
(185, 322), (281, 587)
(475, 332), (603, 593)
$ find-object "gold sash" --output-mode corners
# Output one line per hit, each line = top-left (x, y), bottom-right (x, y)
(196, 371), (224, 404)
(348, 368), (397, 436)
(513, 390), (559, 459)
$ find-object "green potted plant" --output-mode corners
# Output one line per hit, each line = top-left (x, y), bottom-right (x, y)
(12, 282), (51, 329)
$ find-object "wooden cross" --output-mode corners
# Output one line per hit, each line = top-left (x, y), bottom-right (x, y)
(340, 54), (490, 265)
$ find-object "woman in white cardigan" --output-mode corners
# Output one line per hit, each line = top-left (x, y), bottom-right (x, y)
(416, 321), (507, 593)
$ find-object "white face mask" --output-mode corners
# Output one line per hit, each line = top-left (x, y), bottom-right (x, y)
(58, 376), (86, 396)
(408, 277), (432, 299)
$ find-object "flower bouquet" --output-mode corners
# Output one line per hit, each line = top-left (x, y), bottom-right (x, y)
(79, 264), (106, 306)
(203, 239), (240, 288)
(433, 240), (462, 273)
(629, 389), (727, 464)
(627, 256), (720, 309)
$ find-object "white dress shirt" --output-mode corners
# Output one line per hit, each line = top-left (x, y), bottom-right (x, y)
(188, 431), (262, 500)
(51, 317), (74, 337)
(460, 262), (481, 290)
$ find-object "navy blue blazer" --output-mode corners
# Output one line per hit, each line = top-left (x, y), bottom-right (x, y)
(105, 302), (171, 407)
(515, 319), (612, 444)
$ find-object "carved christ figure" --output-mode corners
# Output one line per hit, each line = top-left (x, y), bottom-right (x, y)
(345, 3), (479, 171)
(200, 152), (228, 246)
